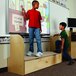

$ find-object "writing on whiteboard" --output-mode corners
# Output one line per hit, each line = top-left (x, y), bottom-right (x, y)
(12, 14), (24, 26)
(12, 14), (24, 31)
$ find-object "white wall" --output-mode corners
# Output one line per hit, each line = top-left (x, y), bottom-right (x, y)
(67, 0), (76, 18)
(0, 0), (6, 35)
(50, 2), (69, 36)
(0, 0), (9, 68)
(0, 44), (10, 68)
(66, 0), (76, 31)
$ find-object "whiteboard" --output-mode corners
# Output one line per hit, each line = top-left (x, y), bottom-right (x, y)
(8, 0), (69, 35)
(8, 0), (50, 34)
(50, 2), (69, 36)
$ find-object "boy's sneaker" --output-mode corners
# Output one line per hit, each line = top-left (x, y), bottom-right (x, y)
(26, 51), (33, 56)
(36, 52), (43, 57)
(67, 61), (75, 65)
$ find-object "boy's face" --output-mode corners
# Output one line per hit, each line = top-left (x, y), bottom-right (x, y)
(33, 3), (39, 9)
(59, 25), (64, 30)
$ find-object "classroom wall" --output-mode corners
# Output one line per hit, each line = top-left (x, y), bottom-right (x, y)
(67, 0), (76, 18)
(66, 0), (76, 31)
(0, 44), (10, 68)
(50, 1), (69, 36)
(0, 0), (6, 35)
(0, 0), (7, 68)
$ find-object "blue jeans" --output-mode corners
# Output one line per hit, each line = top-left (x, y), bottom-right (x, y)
(29, 28), (42, 53)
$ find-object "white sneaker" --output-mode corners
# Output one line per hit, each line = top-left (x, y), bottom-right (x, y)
(26, 51), (33, 56)
(36, 52), (43, 57)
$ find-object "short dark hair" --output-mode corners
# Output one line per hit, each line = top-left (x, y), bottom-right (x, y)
(60, 22), (67, 28)
(32, 0), (39, 6)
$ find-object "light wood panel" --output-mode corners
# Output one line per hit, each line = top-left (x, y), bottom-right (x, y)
(25, 52), (56, 61)
(25, 53), (62, 75)
(71, 42), (76, 58)
(0, 45), (7, 68)
(50, 36), (60, 51)
(8, 34), (25, 75)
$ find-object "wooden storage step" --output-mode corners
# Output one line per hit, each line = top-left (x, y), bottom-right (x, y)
(8, 35), (62, 75)
(25, 52), (62, 74)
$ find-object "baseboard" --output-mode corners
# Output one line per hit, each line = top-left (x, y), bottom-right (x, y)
(0, 67), (8, 73)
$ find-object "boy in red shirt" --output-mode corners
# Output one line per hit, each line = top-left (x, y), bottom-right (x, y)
(21, 0), (43, 57)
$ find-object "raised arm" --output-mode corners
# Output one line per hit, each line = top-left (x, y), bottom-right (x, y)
(21, 6), (26, 17)
(21, 5), (29, 20)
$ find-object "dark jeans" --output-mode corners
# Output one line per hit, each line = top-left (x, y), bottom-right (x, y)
(29, 28), (42, 53)
(55, 40), (72, 62)
(62, 46), (72, 62)
(55, 40), (61, 53)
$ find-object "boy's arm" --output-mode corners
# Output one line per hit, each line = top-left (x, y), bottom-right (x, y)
(53, 34), (60, 37)
(61, 38), (65, 51)
(21, 6), (29, 20)
(21, 6), (26, 17)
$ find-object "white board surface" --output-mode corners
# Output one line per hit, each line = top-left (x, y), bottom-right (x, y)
(8, 0), (50, 34)
(50, 2), (69, 36)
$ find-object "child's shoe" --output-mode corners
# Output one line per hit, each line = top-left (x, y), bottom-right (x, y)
(36, 52), (43, 57)
(26, 51), (33, 56)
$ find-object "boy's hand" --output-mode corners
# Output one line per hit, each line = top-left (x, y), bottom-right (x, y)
(40, 29), (42, 33)
(21, 5), (26, 12)
(40, 27), (42, 33)
(61, 46), (64, 51)
(21, 5), (24, 9)
(53, 34), (60, 37)
(61, 38), (64, 52)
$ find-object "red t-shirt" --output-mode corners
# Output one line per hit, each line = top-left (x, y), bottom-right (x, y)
(26, 9), (42, 28)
